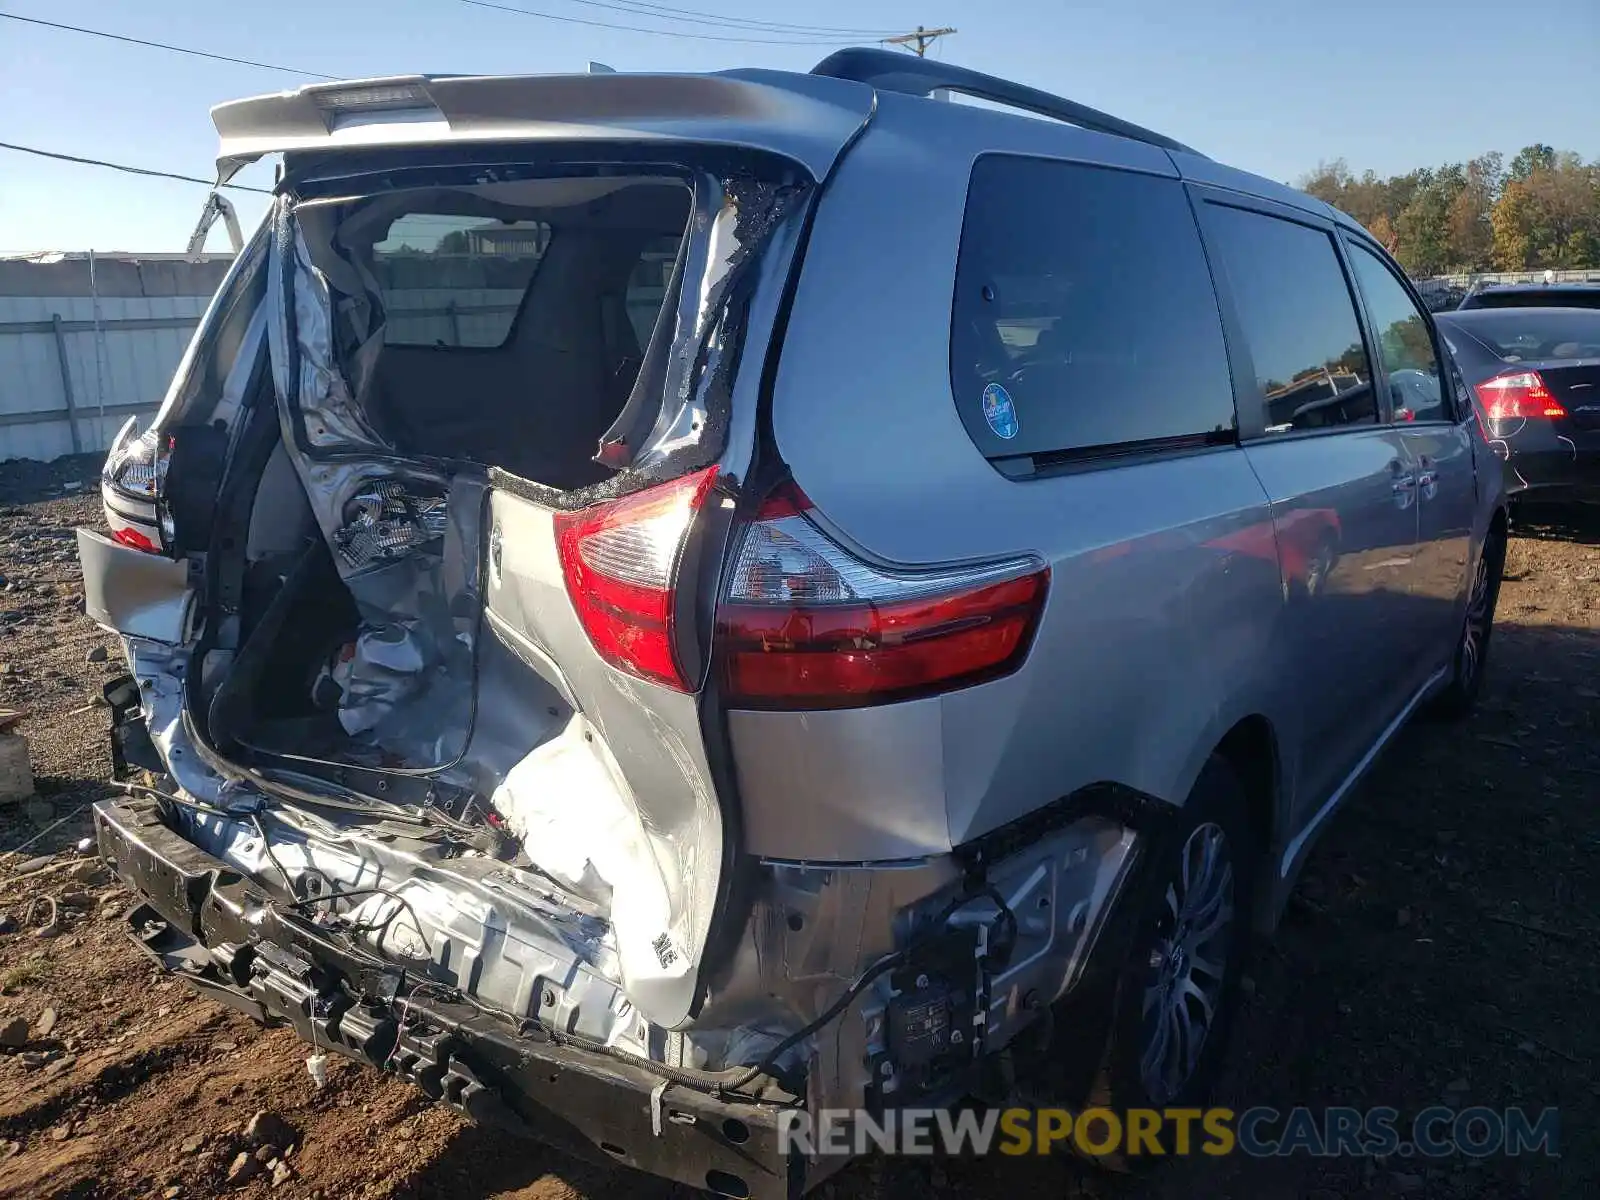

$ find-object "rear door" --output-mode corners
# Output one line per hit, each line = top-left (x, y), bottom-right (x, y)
(1344, 236), (1477, 669)
(1193, 189), (1422, 821)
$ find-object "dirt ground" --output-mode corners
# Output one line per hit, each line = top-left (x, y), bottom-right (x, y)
(0, 454), (1593, 1200)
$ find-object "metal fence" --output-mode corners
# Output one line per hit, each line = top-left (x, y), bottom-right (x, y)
(0, 298), (208, 462)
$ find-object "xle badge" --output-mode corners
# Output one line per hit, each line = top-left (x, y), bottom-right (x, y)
(982, 382), (1020, 440)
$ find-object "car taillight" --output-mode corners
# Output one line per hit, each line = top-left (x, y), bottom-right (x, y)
(717, 483), (1048, 709)
(554, 466), (720, 691)
(102, 416), (173, 554)
(1475, 371), (1567, 420)
(111, 526), (159, 553)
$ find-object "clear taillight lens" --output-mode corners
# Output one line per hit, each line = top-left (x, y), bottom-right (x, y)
(553, 467), (720, 691)
(718, 483), (1048, 709)
(101, 416), (171, 554)
(103, 417), (169, 499)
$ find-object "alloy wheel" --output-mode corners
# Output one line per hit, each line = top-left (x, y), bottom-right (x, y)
(1138, 822), (1236, 1104)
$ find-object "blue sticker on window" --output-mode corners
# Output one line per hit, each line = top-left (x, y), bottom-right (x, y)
(982, 382), (1020, 440)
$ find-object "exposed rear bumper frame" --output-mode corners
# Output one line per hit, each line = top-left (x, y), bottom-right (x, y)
(94, 795), (804, 1200)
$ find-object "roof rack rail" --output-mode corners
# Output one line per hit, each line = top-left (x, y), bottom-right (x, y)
(811, 47), (1201, 157)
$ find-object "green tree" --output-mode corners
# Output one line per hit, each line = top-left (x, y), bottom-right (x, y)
(1396, 183), (1454, 275)
(1302, 147), (1600, 275)
(1507, 144), (1557, 182)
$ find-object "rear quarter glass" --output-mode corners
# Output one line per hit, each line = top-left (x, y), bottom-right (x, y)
(949, 156), (1235, 462)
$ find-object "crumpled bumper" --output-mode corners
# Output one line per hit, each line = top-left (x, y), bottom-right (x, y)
(94, 793), (804, 1200)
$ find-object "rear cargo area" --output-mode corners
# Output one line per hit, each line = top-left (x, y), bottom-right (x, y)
(211, 175), (693, 776)
(107, 157), (817, 1045)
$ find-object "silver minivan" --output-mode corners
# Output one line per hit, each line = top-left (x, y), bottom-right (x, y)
(79, 48), (1506, 1196)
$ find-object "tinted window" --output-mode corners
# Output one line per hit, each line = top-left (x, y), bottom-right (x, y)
(1347, 243), (1446, 421)
(1442, 309), (1600, 361)
(1463, 287), (1600, 311)
(950, 158), (1235, 459)
(1204, 206), (1375, 434)
(372, 214), (552, 347)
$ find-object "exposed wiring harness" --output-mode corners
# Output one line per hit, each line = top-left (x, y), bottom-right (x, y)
(719, 881), (1018, 1096)
(288, 886), (435, 959)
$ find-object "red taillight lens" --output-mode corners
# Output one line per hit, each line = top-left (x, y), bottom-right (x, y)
(1475, 371), (1567, 420)
(111, 525), (159, 553)
(553, 467), (720, 691)
(718, 483), (1048, 709)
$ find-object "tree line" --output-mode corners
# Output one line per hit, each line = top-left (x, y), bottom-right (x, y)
(1299, 145), (1600, 277)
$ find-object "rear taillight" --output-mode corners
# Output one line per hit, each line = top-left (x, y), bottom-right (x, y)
(1475, 371), (1567, 420)
(102, 416), (172, 554)
(717, 483), (1048, 709)
(111, 526), (159, 553)
(554, 467), (720, 691)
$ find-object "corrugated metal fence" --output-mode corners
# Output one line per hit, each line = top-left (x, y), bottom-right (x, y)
(0, 295), (209, 461)
(0, 254), (233, 463)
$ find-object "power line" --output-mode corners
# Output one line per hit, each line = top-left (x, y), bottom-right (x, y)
(0, 141), (273, 194)
(459, 0), (866, 44)
(537, 0), (899, 36)
(883, 26), (957, 57)
(0, 13), (338, 79)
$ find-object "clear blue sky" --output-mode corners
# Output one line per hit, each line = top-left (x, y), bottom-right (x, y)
(2, 0), (1596, 253)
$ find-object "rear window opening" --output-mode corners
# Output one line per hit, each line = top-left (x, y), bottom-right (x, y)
(197, 159), (808, 790)
(296, 175), (693, 490)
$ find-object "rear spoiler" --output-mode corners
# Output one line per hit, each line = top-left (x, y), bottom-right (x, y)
(211, 69), (876, 184)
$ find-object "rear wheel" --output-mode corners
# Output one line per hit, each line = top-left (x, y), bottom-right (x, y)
(1078, 756), (1257, 1169)
(1432, 527), (1505, 719)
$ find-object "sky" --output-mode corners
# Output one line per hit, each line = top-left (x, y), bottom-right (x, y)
(2, 0), (1597, 254)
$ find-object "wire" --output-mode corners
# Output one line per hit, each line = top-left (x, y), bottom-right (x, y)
(0, 13), (338, 80)
(251, 813), (302, 899)
(0, 141), (272, 194)
(289, 886), (434, 957)
(533, 0), (899, 36)
(459, 0), (864, 44)
(109, 778), (254, 817)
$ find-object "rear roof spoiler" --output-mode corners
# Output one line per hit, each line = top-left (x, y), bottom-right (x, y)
(210, 70), (876, 183)
(811, 47), (1203, 158)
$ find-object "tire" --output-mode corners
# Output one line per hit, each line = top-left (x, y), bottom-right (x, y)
(1431, 526), (1505, 720)
(1076, 755), (1257, 1170)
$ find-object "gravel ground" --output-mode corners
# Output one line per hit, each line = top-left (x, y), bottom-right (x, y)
(0, 455), (1593, 1199)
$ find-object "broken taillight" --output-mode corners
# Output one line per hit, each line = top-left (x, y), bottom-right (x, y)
(717, 483), (1048, 709)
(554, 467), (721, 691)
(101, 416), (172, 554)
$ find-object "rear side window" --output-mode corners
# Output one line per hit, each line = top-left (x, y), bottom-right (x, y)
(1203, 206), (1375, 435)
(950, 158), (1236, 461)
(1346, 242), (1448, 421)
(373, 214), (551, 347)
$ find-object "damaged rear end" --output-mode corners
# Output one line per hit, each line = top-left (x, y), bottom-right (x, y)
(79, 68), (1147, 1198)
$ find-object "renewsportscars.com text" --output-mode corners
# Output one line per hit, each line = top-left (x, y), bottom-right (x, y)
(779, 1106), (1560, 1159)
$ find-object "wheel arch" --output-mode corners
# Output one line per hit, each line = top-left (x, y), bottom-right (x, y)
(1210, 713), (1284, 934)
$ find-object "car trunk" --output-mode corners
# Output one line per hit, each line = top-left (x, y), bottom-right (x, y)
(1542, 361), (1600, 437)
(92, 150), (815, 1039)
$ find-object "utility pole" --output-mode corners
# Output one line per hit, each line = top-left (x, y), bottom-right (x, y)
(883, 25), (956, 57)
